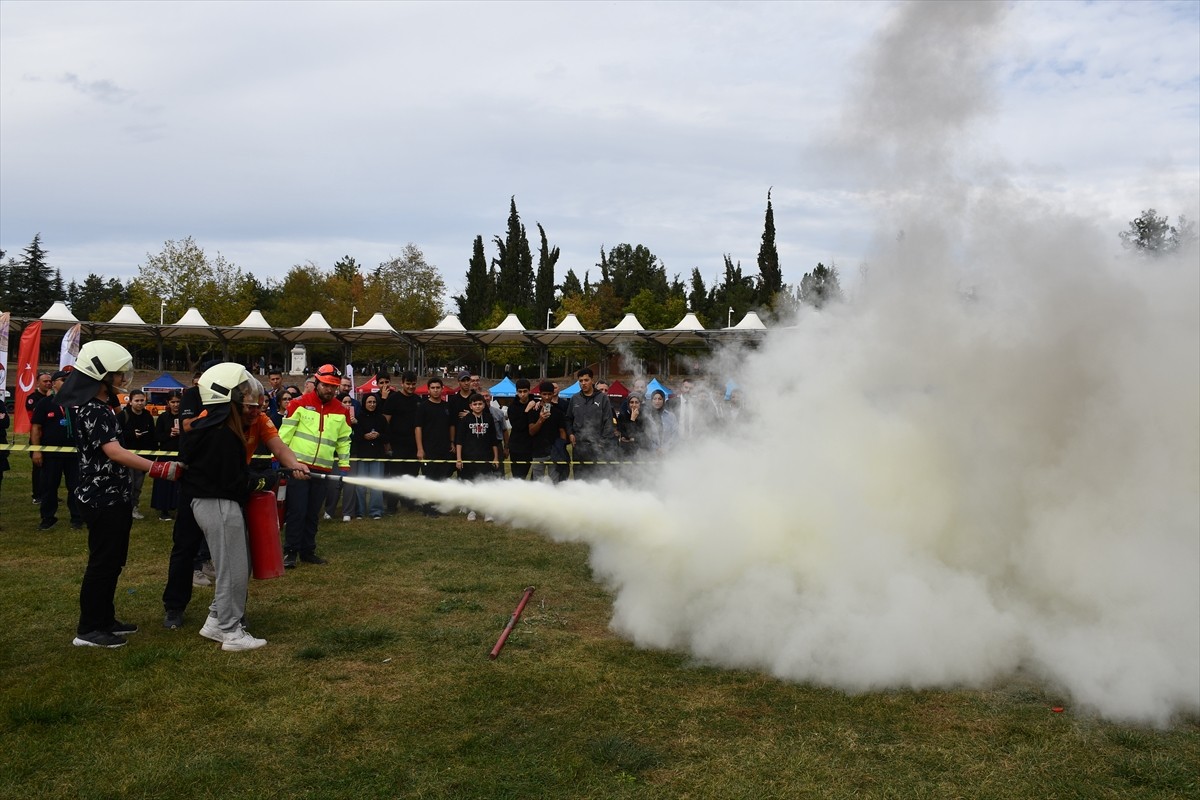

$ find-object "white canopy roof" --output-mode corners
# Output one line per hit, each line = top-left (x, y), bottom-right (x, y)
(108, 305), (148, 325)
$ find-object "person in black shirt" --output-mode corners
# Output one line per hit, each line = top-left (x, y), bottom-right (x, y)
(506, 379), (537, 480)
(118, 389), (157, 518)
(528, 381), (568, 482)
(351, 392), (389, 519)
(184, 363), (294, 652)
(382, 370), (421, 512)
(31, 370), (82, 530)
(414, 377), (453, 516)
(0, 399), (10, 511)
(151, 393), (182, 520)
(56, 341), (183, 649)
(455, 393), (499, 521)
(26, 371), (52, 503)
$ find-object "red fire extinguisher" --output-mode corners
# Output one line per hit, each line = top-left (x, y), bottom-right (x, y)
(246, 490), (286, 580)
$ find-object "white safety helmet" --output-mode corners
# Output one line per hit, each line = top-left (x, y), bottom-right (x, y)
(75, 341), (134, 385)
(198, 363), (257, 406)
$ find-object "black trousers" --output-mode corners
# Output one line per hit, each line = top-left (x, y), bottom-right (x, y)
(509, 453), (532, 480)
(161, 496), (209, 614)
(78, 502), (132, 635)
(386, 450), (420, 510)
(40, 456), (81, 525)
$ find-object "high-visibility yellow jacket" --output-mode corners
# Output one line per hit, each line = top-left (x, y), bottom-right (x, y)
(278, 391), (351, 472)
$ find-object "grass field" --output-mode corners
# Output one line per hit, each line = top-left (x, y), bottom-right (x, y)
(1, 457), (1197, 799)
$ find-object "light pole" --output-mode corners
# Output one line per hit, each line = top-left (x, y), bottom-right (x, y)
(351, 306), (358, 328)
(727, 306), (734, 328)
(546, 308), (553, 329)
(158, 300), (167, 370)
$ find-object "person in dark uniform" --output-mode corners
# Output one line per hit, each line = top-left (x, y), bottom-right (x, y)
(31, 370), (83, 530)
(382, 370), (421, 513)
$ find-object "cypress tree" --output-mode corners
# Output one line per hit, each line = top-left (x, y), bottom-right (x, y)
(757, 188), (782, 311)
(493, 196), (534, 316)
(455, 235), (493, 328)
(535, 222), (560, 320)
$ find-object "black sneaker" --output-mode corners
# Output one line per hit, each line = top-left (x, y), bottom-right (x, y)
(283, 550), (297, 569)
(32, 498), (41, 505)
(70, 520), (84, 530)
(72, 630), (127, 648)
(163, 611), (184, 630)
(38, 519), (57, 531)
(110, 619), (138, 636)
(299, 552), (327, 565)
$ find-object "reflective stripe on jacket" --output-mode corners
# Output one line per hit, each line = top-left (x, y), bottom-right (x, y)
(279, 392), (351, 472)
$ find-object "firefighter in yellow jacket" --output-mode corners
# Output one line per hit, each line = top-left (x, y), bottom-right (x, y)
(279, 364), (351, 567)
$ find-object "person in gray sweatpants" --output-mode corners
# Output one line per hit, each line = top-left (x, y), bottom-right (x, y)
(181, 364), (308, 652)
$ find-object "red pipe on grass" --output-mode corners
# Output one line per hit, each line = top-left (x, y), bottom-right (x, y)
(490, 586), (536, 660)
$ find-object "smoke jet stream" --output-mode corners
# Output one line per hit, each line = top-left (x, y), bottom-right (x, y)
(344, 2), (1198, 727)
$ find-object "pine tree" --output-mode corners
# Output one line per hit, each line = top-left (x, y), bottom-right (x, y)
(16, 234), (54, 316)
(535, 223), (559, 320)
(560, 269), (583, 298)
(756, 188), (783, 312)
(455, 235), (493, 328)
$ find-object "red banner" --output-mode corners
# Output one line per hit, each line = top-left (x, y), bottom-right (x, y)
(13, 321), (43, 435)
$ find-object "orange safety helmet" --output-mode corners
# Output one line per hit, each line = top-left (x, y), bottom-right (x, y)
(314, 363), (343, 386)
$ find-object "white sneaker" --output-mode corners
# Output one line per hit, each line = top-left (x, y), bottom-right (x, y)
(342, 515), (351, 522)
(202, 560), (216, 580)
(131, 508), (145, 520)
(221, 628), (267, 652)
(199, 617), (226, 642)
(466, 511), (477, 521)
(484, 514), (495, 522)
(192, 570), (212, 587)
(323, 512), (332, 520)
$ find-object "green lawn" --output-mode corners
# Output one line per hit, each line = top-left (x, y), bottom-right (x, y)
(1, 457), (1197, 799)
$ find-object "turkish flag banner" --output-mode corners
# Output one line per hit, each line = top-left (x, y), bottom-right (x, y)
(13, 320), (43, 434)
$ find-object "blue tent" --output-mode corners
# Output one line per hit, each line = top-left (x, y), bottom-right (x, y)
(489, 376), (518, 398)
(646, 378), (673, 398)
(557, 380), (581, 398)
(143, 373), (187, 391)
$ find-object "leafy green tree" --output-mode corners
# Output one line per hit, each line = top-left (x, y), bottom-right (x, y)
(455, 235), (493, 329)
(601, 243), (668, 303)
(756, 188), (783, 313)
(1119, 209), (1196, 255)
(535, 223), (560, 321)
(130, 236), (253, 326)
(625, 288), (686, 330)
(709, 255), (757, 326)
(364, 243), (446, 329)
(799, 262), (843, 309)
(273, 262), (328, 327)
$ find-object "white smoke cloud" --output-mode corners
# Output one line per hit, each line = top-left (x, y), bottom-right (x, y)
(350, 1), (1199, 727)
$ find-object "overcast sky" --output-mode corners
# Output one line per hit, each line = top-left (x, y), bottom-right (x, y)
(1, 0), (1197, 313)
